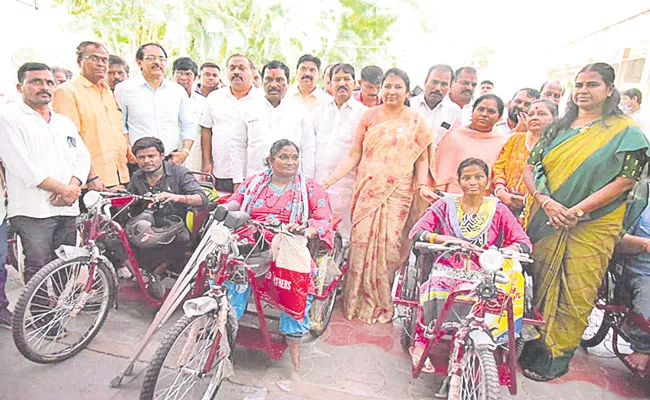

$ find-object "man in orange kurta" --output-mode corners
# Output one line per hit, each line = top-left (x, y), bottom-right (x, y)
(53, 41), (130, 190)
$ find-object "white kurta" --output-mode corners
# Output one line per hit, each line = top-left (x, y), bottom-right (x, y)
(312, 98), (367, 239)
(231, 97), (316, 183)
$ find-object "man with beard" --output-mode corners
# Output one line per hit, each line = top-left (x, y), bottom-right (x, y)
(291, 54), (332, 110)
(53, 41), (130, 192)
(108, 55), (129, 91)
(0, 63), (90, 336)
(353, 65), (383, 107)
(449, 66), (478, 126)
(312, 63), (366, 239)
(410, 64), (461, 144)
(495, 87), (540, 135)
(115, 43), (197, 166)
(232, 60), (315, 183)
(200, 54), (262, 192)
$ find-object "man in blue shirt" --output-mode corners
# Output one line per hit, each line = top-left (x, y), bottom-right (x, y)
(616, 201), (650, 373)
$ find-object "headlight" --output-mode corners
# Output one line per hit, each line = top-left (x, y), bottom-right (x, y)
(209, 224), (231, 246)
(479, 248), (504, 274)
(83, 191), (102, 210)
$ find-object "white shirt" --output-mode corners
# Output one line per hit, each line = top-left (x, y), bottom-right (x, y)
(0, 162), (6, 223)
(0, 101), (91, 218)
(182, 89), (209, 171)
(200, 86), (262, 179)
(114, 76), (197, 155)
(231, 97), (316, 183)
(410, 94), (461, 144)
(460, 103), (473, 127)
(312, 98), (366, 239)
(630, 108), (648, 136)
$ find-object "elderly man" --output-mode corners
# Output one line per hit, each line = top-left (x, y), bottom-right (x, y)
(449, 66), (478, 126)
(539, 80), (564, 105)
(53, 41), (130, 191)
(495, 87), (540, 135)
(0, 63), (90, 336)
(200, 54), (262, 192)
(231, 60), (315, 183)
(621, 88), (647, 133)
(291, 54), (332, 110)
(353, 65), (382, 107)
(108, 55), (129, 91)
(312, 63), (366, 239)
(410, 64), (461, 144)
(115, 43), (197, 165)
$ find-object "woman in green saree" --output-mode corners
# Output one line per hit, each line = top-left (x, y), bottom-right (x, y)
(520, 62), (650, 381)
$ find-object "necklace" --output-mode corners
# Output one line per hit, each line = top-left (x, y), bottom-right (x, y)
(264, 182), (291, 209)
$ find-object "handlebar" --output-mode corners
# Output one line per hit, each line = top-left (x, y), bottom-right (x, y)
(250, 220), (307, 236)
(414, 241), (533, 263)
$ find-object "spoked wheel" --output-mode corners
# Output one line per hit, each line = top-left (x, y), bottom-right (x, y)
(450, 344), (499, 400)
(581, 271), (613, 348)
(140, 314), (231, 400)
(310, 233), (344, 338)
(399, 253), (420, 352)
(12, 256), (115, 363)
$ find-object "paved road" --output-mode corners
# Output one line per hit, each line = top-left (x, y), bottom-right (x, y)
(1, 266), (648, 400)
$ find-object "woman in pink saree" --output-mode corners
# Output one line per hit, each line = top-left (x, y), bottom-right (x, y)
(322, 68), (436, 323)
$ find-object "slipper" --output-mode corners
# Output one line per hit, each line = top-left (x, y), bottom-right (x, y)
(522, 368), (556, 382)
(409, 346), (435, 374)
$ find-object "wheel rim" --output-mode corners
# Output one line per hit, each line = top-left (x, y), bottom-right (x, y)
(19, 260), (111, 358)
(582, 307), (606, 341)
(153, 316), (224, 399)
(460, 349), (487, 400)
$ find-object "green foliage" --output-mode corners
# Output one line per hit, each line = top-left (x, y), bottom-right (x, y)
(52, 0), (397, 69)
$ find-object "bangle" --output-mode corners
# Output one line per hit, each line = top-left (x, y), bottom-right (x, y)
(417, 184), (430, 192)
(87, 176), (99, 184)
(541, 198), (552, 209)
(532, 190), (540, 198)
(182, 148), (191, 155)
(429, 233), (437, 244)
(494, 186), (508, 196)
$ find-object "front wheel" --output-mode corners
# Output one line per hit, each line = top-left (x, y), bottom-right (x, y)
(12, 256), (115, 363)
(140, 314), (232, 400)
(449, 343), (500, 400)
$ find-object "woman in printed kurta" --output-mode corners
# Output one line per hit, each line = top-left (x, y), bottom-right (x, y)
(492, 99), (558, 225)
(407, 158), (532, 370)
(227, 139), (332, 370)
(322, 68), (436, 324)
(519, 63), (650, 381)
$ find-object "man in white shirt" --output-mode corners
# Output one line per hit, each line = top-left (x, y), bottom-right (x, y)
(200, 54), (262, 192)
(312, 63), (367, 239)
(449, 66), (478, 127)
(494, 88), (540, 135)
(410, 64), (461, 144)
(114, 43), (197, 165)
(291, 54), (332, 110)
(622, 88), (648, 134)
(0, 64), (90, 316)
(231, 60), (316, 184)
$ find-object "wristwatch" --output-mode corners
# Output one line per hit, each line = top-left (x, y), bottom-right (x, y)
(574, 208), (585, 217)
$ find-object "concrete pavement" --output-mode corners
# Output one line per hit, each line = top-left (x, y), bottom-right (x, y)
(0, 265), (648, 400)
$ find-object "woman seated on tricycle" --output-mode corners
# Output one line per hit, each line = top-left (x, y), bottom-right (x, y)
(407, 157), (533, 371)
(222, 139), (333, 370)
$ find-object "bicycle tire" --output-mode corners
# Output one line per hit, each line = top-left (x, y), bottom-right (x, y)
(140, 315), (228, 400)
(450, 343), (500, 400)
(581, 309), (611, 348)
(310, 233), (344, 338)
(12, 256), (115, 363)
(581, 272), (612, 348)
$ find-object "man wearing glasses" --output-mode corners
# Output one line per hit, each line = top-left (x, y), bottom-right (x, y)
(115, 43), (197, 166)
(53, 41), (130, 191)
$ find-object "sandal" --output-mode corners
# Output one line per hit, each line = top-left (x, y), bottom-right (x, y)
(409, 346), (435, 374)
(522, 368), (556, 382)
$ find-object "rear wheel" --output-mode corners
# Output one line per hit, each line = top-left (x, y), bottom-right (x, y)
(12, 256), (115, 363)
(140, 314), (230, 400)
(581, 272), (612, 348)
(400, 254), (420, 352)
(310, 233), (344, 338)
(450, 342), (500, 400)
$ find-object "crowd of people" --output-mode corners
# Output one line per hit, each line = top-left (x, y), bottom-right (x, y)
(0, 39), (649, 379)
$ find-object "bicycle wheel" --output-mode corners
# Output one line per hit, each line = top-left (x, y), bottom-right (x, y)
(450, 343), (499, 400)
(581, 272), (612, 348)
(310, 233), (344, 338)
(400, 254), (420, 352)
(12, 256), (115, 363)
(140, 314), (231, 400)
